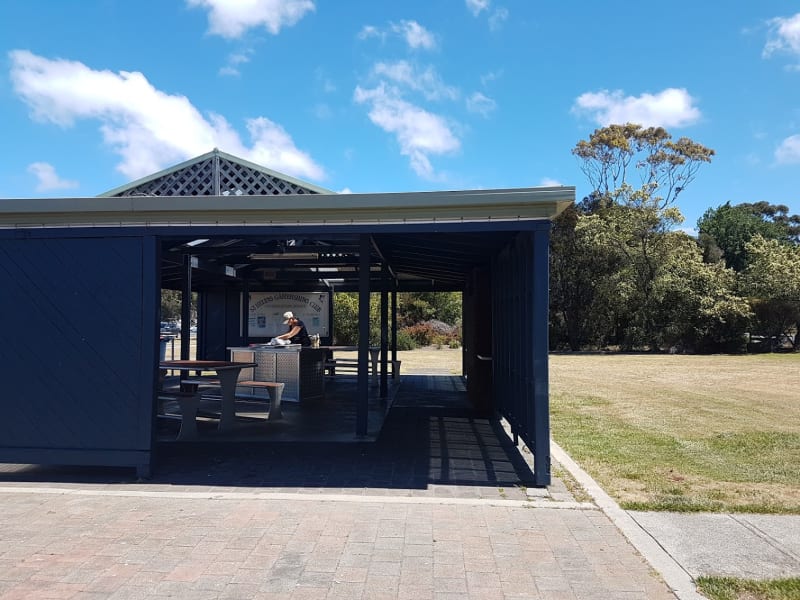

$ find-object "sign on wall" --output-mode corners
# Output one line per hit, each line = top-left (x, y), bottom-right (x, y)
(245, 292), (330, 338)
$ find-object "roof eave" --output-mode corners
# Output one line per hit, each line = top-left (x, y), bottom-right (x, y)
(0, 187), (575, 228)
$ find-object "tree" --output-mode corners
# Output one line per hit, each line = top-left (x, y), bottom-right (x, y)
(739, 235), (800, 351)
(161, 290), (182, 322)
(549, 197), (622, 350)
(329, 291), (463, 345)
(572, 123), (715, 211)
(397, 292), (461, 327)
(160, 290), (196, 325)
(570, 124), (715, 349)
(650, 233), (751, 353)
(331, 292), (381, 345)
(697, 202), (800, 271)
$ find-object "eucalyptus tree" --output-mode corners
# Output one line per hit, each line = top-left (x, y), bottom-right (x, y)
(570, 124), (715, 349)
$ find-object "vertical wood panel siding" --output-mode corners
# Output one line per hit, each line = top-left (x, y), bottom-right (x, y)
(492, 227), (551, 486)
(0, 236), (154, 469)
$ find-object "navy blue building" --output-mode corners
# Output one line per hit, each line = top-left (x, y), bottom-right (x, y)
(0, 150), (572, 484)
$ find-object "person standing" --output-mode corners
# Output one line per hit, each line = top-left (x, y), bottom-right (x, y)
(274, 311), (311, 346)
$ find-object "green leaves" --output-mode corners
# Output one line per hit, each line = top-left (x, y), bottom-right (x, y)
(572, 122), (714, 211)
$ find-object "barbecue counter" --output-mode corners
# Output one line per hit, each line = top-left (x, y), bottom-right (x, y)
(228, 344), (326, 402)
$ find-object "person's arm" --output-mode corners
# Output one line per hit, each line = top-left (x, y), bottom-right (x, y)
(276, 326), (302, 340)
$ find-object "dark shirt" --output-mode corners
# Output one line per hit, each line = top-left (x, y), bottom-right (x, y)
(289, 319), (311, 346)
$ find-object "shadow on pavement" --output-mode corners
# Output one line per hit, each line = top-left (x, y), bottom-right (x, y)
(0, 376), (535, 492)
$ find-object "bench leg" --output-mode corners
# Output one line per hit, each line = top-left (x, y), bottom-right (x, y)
(267, 384), (284, 421)
(176, 393), (200, 441)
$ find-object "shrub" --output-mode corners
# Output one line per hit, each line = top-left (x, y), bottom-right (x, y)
(402, 320), (462, 348)
(396, 330), (417, 351)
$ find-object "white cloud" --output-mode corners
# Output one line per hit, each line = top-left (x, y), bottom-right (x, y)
(219, 50), (253, 77)
(466, 0), (490, 16)
(358, 20), (436, 51)
(488, 8), (509, 31)
(373, 61), (458, 101)
(763, 13), (800, 60)
(27, 162), (78, 192)
(10, 50), (325, 181)
(186, 0), (315, 39)
(357, 25), (384, 41)
(390, 20), (436, 50)
(480, 69), (503, 86)
(572, 87), (701, 128)
(539, 177), (562, 187)
(466, 91), (496, 117)
(354, 84), (460, 179)
(775, 134), (800, 164)
(312, 67), (336, 93)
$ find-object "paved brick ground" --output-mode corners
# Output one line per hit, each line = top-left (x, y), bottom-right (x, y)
(0, 488), (675, 599)
(0, 377), (677, 599)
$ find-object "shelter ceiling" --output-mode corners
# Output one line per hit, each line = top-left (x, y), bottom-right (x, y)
(160, 230), (515, 292)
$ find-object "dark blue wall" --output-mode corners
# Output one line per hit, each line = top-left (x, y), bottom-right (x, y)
(0, 235), (157, 475)
(492, 226), (551, 486)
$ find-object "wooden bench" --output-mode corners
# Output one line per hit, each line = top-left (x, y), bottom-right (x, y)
(324, 358), (401, 379)
(236, 380), (285, 421)
(157, 389), (201, 441)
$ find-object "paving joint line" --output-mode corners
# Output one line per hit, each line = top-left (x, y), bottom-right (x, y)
(730, 513), (800, 564)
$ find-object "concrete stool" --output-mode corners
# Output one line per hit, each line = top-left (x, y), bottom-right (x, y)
(237, 380), (285, 421)
(157, 390), (201, 440)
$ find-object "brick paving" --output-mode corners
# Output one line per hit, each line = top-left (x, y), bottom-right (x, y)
(0, 489), (675, 599)
(0, 377), (677, 599)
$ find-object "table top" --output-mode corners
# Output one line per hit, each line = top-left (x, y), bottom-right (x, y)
(159, 360), (257, 371)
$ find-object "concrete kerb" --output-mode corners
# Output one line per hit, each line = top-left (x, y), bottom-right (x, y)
(550, 439), (706, 600)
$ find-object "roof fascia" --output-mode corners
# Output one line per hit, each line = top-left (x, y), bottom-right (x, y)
(0, 187), (574, 228)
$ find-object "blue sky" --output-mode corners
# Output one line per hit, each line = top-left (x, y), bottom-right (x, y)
(1, 1), (798, 230)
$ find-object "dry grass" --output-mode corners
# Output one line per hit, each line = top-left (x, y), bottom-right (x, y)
(333, 346), (463, 375)
(549, 353), (800, 513)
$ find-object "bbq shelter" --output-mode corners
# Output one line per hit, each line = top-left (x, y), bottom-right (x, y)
(0, 150), (573, 484)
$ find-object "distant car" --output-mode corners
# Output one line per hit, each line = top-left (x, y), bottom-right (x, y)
(160, 321), (180, 333)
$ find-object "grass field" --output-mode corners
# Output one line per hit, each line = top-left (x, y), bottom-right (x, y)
(549, 353), (800, 513)
(696, 576), (800, 600)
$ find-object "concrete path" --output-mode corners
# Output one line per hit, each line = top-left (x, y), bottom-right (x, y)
(550, 441), (800, 600)
(629, 512), (800, 580)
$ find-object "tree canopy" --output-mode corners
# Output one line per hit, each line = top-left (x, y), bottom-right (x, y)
(572, 123), (715, 210)
(698, 201), (800, 271)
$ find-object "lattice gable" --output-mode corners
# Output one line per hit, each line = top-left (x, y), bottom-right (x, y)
(101, 150), (328, 197)
(216, 157), (318, 196)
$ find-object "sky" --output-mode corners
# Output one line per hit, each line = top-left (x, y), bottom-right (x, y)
(1, 1), (798, 231)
